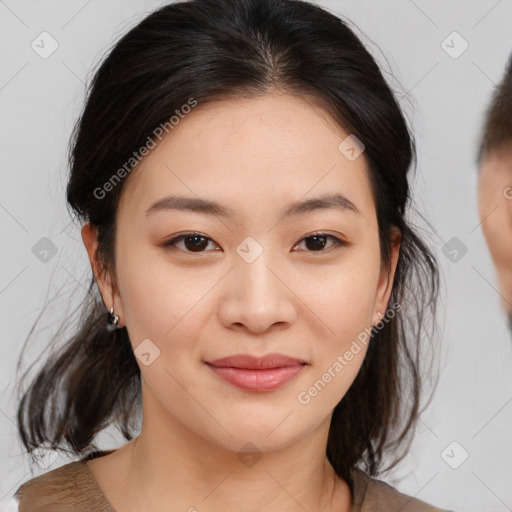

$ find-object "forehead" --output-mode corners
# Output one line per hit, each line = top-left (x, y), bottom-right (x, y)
(117, 93), (375, 223)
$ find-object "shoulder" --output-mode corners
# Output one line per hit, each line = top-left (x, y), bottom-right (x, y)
(14, 460), (109, 512)
(351, 468), (456, 512)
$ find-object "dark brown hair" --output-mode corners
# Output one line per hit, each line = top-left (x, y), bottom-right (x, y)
(15, 0), (440, 489)
(477, 53), (512, 163)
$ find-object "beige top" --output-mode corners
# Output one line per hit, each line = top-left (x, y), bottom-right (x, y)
(14, 450), (454, 512)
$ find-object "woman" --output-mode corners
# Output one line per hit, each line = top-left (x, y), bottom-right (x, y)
(12, 0), (453, 510)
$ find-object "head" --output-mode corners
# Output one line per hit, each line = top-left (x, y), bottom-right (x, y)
(17, 0), (439, 486)
(477, 53), (512, 328)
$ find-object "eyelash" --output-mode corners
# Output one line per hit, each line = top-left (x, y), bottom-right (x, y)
(162, 231), (346, 254)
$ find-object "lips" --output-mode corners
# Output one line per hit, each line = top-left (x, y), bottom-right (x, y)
(205, 353), (307, 370)
(204, 353), (307, 391)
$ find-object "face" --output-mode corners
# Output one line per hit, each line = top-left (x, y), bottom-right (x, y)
(83, 92), (400, 453)
(478, 147), (512, 320)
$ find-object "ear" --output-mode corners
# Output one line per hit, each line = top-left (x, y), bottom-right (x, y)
(81, 221), (125, 327)
(372, 226), (401, 326)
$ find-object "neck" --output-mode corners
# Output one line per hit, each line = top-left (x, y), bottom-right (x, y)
(108, 388), (352, 512)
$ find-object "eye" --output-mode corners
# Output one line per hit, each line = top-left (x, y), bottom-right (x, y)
(293, 232), (346, 253)
(162, 232), (219, 253)
(162, 231), (346, 254)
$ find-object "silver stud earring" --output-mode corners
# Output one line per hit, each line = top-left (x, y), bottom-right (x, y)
(106, 306), (120, 332)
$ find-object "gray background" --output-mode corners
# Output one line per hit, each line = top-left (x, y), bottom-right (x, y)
(1, 1), (512, 510)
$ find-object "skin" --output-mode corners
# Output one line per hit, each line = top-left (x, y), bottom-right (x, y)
(81, 92), (400, 512)
(477, 146), (512, 319)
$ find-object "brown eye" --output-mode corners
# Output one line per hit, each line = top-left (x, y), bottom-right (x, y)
(163, 233), (218, 253)
(294, 233), (345, 252)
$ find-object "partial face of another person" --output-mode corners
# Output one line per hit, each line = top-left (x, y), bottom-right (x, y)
(84, 92), (400, 453)
(478, 146), (512, 326)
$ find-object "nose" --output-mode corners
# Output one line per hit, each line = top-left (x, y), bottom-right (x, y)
(217, 248), (297, 334)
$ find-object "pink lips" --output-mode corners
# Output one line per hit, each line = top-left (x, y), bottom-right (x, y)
(205, 353), (307, 391)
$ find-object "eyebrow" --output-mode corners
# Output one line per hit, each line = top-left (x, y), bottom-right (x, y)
(145, 192), (360, 219)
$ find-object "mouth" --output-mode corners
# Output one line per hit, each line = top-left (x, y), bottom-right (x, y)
(204, 353), (308, 392)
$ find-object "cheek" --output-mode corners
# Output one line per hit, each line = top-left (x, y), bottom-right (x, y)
(296, 257), (379, 407)
(114, 240), (210, 349)
(301, 248), (381, 336)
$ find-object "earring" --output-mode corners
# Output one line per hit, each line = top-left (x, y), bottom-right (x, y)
(106, 306), (120, 332)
